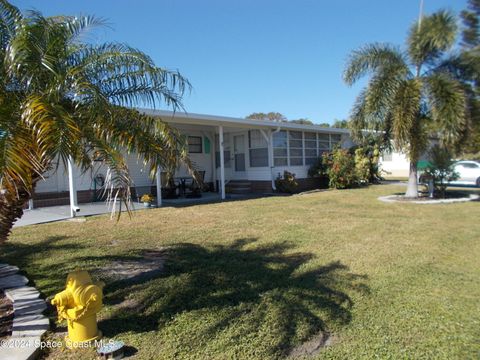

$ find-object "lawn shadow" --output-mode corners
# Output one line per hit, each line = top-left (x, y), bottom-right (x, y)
(98, 238), (369, 357)
(1, 235), (87, 295)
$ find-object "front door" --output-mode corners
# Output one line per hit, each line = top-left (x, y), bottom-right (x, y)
(233, 134), (246, 175)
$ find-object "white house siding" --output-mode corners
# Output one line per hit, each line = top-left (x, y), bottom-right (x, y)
(32, 114), (359, 197)
(380, 152), (410, 178)
(174, 129), (214, 184)
(215, 130), (351, 183)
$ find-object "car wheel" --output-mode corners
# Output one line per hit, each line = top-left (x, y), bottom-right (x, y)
(477, 177), (480, 188)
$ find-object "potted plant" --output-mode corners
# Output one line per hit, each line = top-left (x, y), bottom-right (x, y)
(140, 194), (154, 207)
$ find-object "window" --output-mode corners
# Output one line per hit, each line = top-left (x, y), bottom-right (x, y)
(289, 131), (303, 166)
(382, 150), (393, 162)
(304, 132), (317, 165)
(188, 136), (202, 153)
(318, 133), (330, 153)
(460, 162), (479, 168)
(331, 134), (342, 148)
(215, 135), (231, 168)
(248, 130), (268, 167)
(273, 131), (288, 166)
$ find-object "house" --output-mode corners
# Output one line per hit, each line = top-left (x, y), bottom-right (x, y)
(33, 109), (355, 209)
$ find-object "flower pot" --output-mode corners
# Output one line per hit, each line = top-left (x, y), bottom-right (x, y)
(143, 202), (151, 208)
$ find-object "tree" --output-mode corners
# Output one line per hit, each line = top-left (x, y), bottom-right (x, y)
(0, 1), (192, 242)
(443, 0), (480, 156)
(332, 119), (349, 129)
(246, 112), (287, 122)
(344, 10), (467, 197)
(290, 118), (313, 125)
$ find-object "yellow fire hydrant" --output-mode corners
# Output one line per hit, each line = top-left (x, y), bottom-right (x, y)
(51, 270), (104, 346)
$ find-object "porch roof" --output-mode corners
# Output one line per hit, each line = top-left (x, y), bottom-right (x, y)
(139, 109), (350, 134)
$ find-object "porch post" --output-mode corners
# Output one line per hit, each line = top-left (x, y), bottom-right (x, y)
(211, 132), (217, 191)
(219, 125), (226, 200)
(156, 165), (162, 207)
(261, 129), (276, 191)
(67, 157), (78, 218)
(268, 130), (276, 191)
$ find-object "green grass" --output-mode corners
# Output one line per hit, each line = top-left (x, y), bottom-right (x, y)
(3, 185), (480, 359)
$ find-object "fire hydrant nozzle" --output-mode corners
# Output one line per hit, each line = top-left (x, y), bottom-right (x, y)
(51, 270), (104, 346)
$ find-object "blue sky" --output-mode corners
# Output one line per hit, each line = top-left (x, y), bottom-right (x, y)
(13, 0), (468, 124)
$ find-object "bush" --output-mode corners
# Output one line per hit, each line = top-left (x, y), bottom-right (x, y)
(309, 144), (382, 189)
(322, 149), (357, 189)
(354, 148), (371, 184)
(308, 156), (327, 178)
(422, 145), (459, 198)
(275, 171), (299, 193)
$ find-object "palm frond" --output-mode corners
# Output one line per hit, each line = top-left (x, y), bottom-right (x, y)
(343, 43), (409, 85)
(408, 10), (457, 70)
(424, 73), (467, 145)
(391, 79), (422, 150)
(0, 0), (21, 48)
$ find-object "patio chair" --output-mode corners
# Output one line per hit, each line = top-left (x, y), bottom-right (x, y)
(161, 173), (179, 199)
(186, 170), (206, 198)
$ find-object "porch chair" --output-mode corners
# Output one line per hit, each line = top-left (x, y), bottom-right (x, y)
(186, 170), (206, 198)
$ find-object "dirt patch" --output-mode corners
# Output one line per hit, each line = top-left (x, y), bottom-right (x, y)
(288, 332), (336, 358)
(96, 248), (166, 281)
(115, 298), (142, 311)
(0, 290), (14, 339)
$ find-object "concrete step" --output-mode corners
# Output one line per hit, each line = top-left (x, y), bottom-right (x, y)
(228, 181), (252, 186)
(226, 187), (251, 194)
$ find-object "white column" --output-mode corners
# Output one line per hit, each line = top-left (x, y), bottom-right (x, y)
(219, 125), (226, 200)
(211, 132), (217, 191)
(67, 157), (78, 218)
(268, 130), (276, 191)
(261, 129), (276, 191)
(156, 166), (162, 207)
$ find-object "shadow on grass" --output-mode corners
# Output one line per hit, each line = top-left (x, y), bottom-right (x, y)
(1, 235), (88, 295)
(1, 236), (369, 357)
(97, 238), (369, 357)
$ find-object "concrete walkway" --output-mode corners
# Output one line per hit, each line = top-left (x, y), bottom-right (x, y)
(14, 202), (144, 227)
(14, 193), (228, 227)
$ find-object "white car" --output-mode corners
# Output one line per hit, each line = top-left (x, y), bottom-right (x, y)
(450, 161), (480, 187)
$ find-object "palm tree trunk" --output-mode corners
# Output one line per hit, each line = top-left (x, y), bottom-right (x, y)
(0, 183), (34, 243)
(405, 161), (419, 198)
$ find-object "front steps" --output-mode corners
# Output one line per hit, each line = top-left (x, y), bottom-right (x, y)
(225, 180), (252, 194)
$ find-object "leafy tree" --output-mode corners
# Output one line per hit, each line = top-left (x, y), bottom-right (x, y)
(246, 112), (287, 122)
(290, 118), (313, 125)
(332, 119), (349, 129)
(0, 1), (192, 241)
(344, 10), (467, 197)
(422, 145), (459, 198)
(318, 123), (330, 128)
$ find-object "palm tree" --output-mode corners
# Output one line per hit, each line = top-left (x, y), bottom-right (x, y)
(343, 10), (467, 197)
(0, 1), (193, 241)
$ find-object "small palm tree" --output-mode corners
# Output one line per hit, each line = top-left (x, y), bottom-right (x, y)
(344, 10), (467, 197)
(0, 1), (193, 241)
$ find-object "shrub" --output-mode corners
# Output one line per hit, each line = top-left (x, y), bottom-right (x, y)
(275, 171), (299, 193)
(322, 149), (357, 189)
(354, 148), (371, 184)
(307, 156), (326, 178)
(422, 145), (459, 198)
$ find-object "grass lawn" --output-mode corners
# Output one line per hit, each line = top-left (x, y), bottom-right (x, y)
(3, 184), (480, 359)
